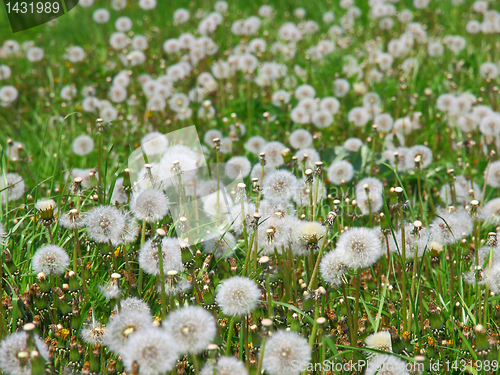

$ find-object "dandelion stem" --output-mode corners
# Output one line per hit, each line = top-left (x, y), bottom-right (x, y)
(191, 354), (200, 375)
(307, 231), (329, 291)
(156, 240), (168, 319)
(483, 245), (494, 326)
(225, 317), (236, 356)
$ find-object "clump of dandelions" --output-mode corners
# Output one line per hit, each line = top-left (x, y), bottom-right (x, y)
(84, 205), (126, 245)
(365, 331), (393, 352)
(164, 305), (217, 354)
(200, 356), (248, 375)
(32, 245), (69, 276)
(262, 330), (311, 375)
(130, 188), (170, 222)
(102, 310), (152, 355)
(121, 328), (178, 375)
(365, 354), (410, 375)
(0, 331), (49, 375)
(335, 227), (383, 269)
(216, 276), (261, 316)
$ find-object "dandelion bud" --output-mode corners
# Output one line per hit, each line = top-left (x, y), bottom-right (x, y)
(252, 177), (260, 192)
(96, 118), (104, 133)
(305, 169), (313, 184)
(323, 211), (337, 227)
(474, 324), (489, 352)
(487, 232), (498, 247)
(213, 138), (221, 151)
(281, 148), (292, 164)
(35, 199), (57, 224)
(259, 152), (266, 166)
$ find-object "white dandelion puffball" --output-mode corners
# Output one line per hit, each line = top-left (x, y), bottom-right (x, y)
(32, 245), (69, 276)
(130, 188), (169, 222)
(119, 296), (151, 315)
(84, 206), (126, 245)
(102, 310), (152, 355)
(336, 227), (383, 269)
(159, 151), (198, 187)
(486, 161), (500, 188)
(93, 8), (110, 23)
(365, 331), (392, 352)
(141, 132), (169, 157)
(139, 0), (157, 10)
(262, 330), (311, 375)
(245, 136), (267, 154)
(0, 173), (25, 203)
(27, 46), (44, 62)
(121, 328), (178, 375)
(320, 250), (347, 286)
(262, 170), (298, 201)
(0, 331), (49, 375)
(225, 156), (252, 180)
(201, 356), (248, 375)
(138, 237), (184, 275)
(289, 129), (313, 149)
(481, 198), (500, 224)
(261, 141), (286, 168)
(292, 179), (325, 207)
(165, 305), (217, 354)
(72, 135), (94, 156)
(216, 276), (261, 316)
(343, 138), (363, 152)
(204, 129), (223, 147)
(365, 354), (410, 375)
(327, 160), (354, 185)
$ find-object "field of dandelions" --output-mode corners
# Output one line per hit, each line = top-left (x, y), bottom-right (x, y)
(2, 0), (500, 374)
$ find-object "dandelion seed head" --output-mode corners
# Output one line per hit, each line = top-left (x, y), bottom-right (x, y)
(0, 173), (25, 203)
(327, 160), (354, 185)
(201, 356), (248, 375)
(121, 328), (178, 375)
(103, 310), (152, 355)
(216, 276), (261, 316)
(320, 250), (347, 286)
(72, 135), (95, 156)
(262, 170), (297, 201)
(130, 188), (169, 222)
(165, 306), (216, 354)
(336, 227), (383, 269)
(32, 245), (69, 276)
(0, 331), (49, 375)
(85, 206), (126, 245)
(262, 330), (311, 375)
(365, 354), (410, 375)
